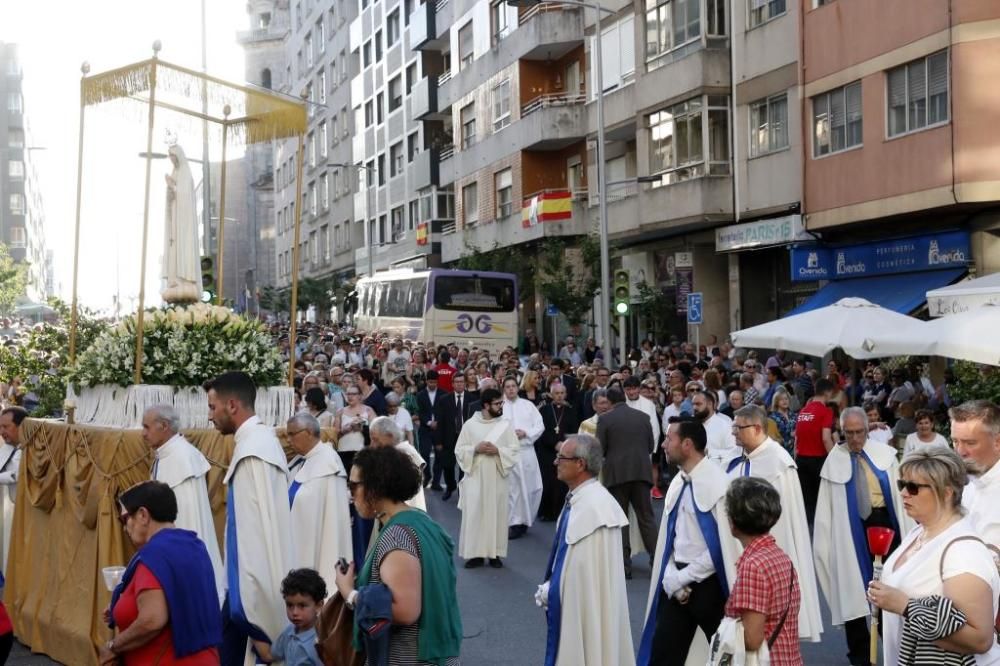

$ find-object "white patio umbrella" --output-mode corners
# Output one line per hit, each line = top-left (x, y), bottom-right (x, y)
(890, 303), (1000, 365)
(730, 297), (931, 359)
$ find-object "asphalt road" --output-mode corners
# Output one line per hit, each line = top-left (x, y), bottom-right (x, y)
(13, 486), (864, 665)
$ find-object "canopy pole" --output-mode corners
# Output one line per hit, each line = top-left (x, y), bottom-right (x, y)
(216, 106), (231, 304)
(133, 41), (161, 385)
(68, 62), (91, 366)
(287, 133), (305, 386)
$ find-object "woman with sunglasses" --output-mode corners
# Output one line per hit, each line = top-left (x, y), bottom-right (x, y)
(102, 481), (221, 665)
(868, 446), (1000, 665)
(333, 385), (377, 473)
(335, 446), (462, 665)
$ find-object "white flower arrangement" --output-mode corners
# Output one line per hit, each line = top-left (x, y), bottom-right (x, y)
(68, 304), (284, 388)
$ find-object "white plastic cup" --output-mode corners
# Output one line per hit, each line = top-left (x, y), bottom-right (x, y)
(102, 566), (126, 592)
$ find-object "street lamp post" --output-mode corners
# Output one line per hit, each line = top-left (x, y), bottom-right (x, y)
(328, 162), (377, 277)
(507, 0), (615, 366)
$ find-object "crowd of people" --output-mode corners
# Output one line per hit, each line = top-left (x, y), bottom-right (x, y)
(0, 318), (999, 666)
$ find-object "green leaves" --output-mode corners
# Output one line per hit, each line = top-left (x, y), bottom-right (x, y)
(0, 242), (28, 316)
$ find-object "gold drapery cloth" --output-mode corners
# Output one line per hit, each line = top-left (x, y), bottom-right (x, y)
(6, 419), (336, 665)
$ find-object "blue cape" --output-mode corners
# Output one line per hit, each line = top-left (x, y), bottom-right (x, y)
(110, 528), (222, 657)
(845, 450), (900, 585)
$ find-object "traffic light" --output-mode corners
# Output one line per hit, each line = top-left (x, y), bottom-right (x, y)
(201, 256), (216, 303)
(614, 269), (630, 316)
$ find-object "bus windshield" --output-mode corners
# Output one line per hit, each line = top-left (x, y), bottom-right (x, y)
(432, 275), (516, 312)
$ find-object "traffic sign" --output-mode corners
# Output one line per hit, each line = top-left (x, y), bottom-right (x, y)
(687, 292), (703, 325)
(546, 304), (559, 316)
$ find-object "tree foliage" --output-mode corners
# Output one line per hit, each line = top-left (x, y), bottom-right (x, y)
(0, 242), (28, 316)
(634, 280), (673, 340)
(535, 235), (601, 326)
(948, 361), (1000, 406)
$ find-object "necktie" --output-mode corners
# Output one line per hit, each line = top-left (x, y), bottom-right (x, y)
(456, 395), (463, 426)
(853, 452), (872, 520)
(150, 458), (159, 480)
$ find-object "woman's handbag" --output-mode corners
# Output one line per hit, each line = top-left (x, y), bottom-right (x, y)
(315, 592), (364, 666)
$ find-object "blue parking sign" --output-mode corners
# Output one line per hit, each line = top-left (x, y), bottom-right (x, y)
(687, 292), (703, 325)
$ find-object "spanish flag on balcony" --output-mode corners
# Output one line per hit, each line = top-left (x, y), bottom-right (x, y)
(522, 190), (572, 228)
(416, 222), (429, 246)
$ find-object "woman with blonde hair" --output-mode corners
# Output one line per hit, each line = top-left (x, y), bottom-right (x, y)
(868, 445), (1000, 665)
(519, 369), (544, 406)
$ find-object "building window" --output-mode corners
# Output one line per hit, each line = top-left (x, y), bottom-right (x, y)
(319, 122), (328, 158)
(8, 129), (23, 148)
(377, 93), (385, 124)
(812, 81), (862, 156)
(391, 206), (404, 240)
(305, 33), (314, 67)
(377, 154), (386, 185)
(458, 22), (474, 68)
(491, 0), (510, 42)
(308, 132), (316, 167)
(647, 95), (731, 183)
(319, 71), (327, 104)
(645, 0), (700, 61)
(408, 200), (419, 229)
(492, 79), (511, 132)
(9, 193), (24, 215)
(749, 93), (788, 157)
(342, 106), (350, 135)
(309, 181), (318, 215)
(495, 168), (513, 219)
(460, 103), (477, 149)
(8, 160), (24, 180)
(261, 68), (272, 89)
(387, 10), (400, 45)
(408, 132), (419, 161)
(321, 224), (330, 261)
(462, 182), (479, 225)
(389, 75), (403, 112)
(344, 219), (352, 247)
(365, 100), (374, 127)
(375, 30), (383, 62)
(887, 50), (948, 138)
(310, 231), (319, 264)
(7, 93), (22, 114)
(322, 173), (330, 209)
(390, 141), (404, 177)
(748, 0), (785, 28)
(406, 62), (418, 94)
(9, 227), (25, 248)
(363, 41), (372, 68)
(340, 51), (349, 81)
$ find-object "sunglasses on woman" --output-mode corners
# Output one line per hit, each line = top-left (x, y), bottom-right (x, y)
(896, 479), (932, 495)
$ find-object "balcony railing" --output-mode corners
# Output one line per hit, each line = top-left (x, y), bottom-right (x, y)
(439, 144), (455, 161)
(519, 2), (576, 23)
(521, 92), (586, 117)
(438, 70), (453, 86)
(236, 26), (288, 44)
(435, 0), (449, 10)
(441, 221), (457, 235)
(588, 181), (637, 206)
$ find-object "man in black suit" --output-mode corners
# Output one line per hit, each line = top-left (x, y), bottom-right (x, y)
(416, 370), (449, 487)
(537, 382), (579, 521)
(596, 387), (658, 578)
(579, 366), (611, 421)
(434, 374), (475, 500)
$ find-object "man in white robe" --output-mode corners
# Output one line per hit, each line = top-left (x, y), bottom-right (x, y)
(814, 407), (911, 666)
(370, 416), (427, 511)
(639, 417), (736, 666)
(206, 372), (292, 666)
(501, 377), (545, 540)
(726, 405), (823, 642)
(692, 390), (737, 466)
(0, 407), (24, 570)
(285, 413), (352, 589)
(536, 433), (633, 666)
(456, 388), (519, 568)
(950, 400), (1000, 548)
(142, 405), (225, 604)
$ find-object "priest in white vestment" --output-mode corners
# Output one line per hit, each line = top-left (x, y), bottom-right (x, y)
(369, 416), (427, 511)
(501, 377), (545, 539)
(814, 407), (911, 666)
(726, 405), (823, 642)
(639, 417), (736, 666)
(456, 388), (519, 568)
(950, 400), (1000, 548)
(536, 433), (633, 666)
(206, 372), (292, 666)
(142, 405), (225, 604)
(0, 407), (24, 571)
(285, 413), (352, 589)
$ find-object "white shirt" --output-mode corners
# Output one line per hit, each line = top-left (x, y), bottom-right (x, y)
(661, 403), (684, 434)
(703, 412), (737, 465)
(963, 460), (1000, 548)
(627, 395), (661, 443)
(902, 431), (947, 457)
(392, 406), (414, 433)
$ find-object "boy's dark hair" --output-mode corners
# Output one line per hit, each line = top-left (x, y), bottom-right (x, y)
(282, 568), (328, 603)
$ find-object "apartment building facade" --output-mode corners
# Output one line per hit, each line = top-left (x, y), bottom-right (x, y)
(795, 0), (1000, 317)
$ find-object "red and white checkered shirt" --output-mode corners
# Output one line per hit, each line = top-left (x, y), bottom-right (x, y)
(725, 534), (803, 666)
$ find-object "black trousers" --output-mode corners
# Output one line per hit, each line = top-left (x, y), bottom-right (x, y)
(607, 481), (658, 562)
(535, 442), (566, 520)
(432, 444), (457, 490)
(796, 454), (826, 527)
(843, 507), (902, 665)
(650, 573), (726, 666)
(418, 429), (434, 483)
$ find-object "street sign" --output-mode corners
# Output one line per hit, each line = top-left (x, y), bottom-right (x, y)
(687, 292), (703, 325)
(546, 304), (559, 316)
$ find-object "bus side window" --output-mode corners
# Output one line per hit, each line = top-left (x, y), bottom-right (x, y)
(412, 278), (427, 315)
(386, 281), (403, 317)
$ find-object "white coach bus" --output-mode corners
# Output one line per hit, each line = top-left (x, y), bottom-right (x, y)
(353, 268), (519, 353)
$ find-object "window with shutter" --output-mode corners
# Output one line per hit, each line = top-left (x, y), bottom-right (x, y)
(887, 50), (948, 137)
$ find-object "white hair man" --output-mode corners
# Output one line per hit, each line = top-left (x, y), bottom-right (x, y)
(813, 406), (912, 666)
(142, 404), (225, 604)
(726, 404), (824, 643)
(369, 415), (427, 511)
(285, 413), (352, 588)
(536, 433), (633, 666)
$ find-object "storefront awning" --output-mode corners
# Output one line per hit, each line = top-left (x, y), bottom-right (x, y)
(926, 271), (1000, 317)
(786, 268), (966, 317)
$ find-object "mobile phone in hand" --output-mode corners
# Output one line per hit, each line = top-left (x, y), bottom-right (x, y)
(337, 558), (349, 574)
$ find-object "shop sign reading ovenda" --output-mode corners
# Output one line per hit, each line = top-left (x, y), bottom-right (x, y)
(790, 230), (970, 282)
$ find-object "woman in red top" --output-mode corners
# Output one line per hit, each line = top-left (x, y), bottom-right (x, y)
(101, 481), (221, 665)
(724, 476), (803, 666)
